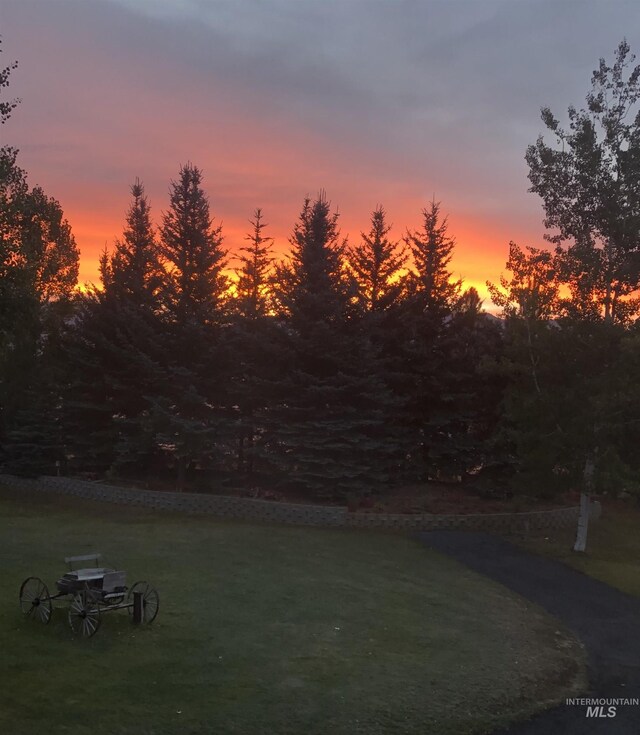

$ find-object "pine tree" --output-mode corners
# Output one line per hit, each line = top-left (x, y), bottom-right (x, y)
(63, 182), (167, 480)
(153, 163), (231, 489)
(347, 206), (406, 314)
(275, 192), (348, 326)
(226, 209), (278, 478)
(160, 163), (227, 326)
(395, 200), (466, 482)
(266, 193), (402, 499)
(103, 180), (166, 477)
(405, 199), (461, 314)
(109, 179), (164, 309)
(54, 293), (114, 477)
(429, 288), (505, 482)
(233, 208), (274, 319)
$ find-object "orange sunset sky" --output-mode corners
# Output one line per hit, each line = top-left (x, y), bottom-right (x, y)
(2, 0), (638, 300)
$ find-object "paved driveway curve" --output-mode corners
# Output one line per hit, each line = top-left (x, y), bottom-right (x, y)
(418, 531), (640, 734)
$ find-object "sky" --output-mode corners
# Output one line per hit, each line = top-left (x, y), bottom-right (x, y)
(1, 0), (639, 299)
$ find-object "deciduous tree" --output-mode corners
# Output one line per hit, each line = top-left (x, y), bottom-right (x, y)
(526, 39), (640, 323)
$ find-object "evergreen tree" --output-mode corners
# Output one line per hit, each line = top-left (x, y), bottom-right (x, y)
(55, 292), (117, 477)
(160, 163), (227, 326)
(153, 164), (230, 489)
(233, 208), (274, 319)
(405, 199), (461, 314)
(109, 179), (164, 309)
(266, 193), (402, 499)
(433, 288), (504, 483)
(275, 192), (348, 326)
(63, 181), (167, 480)
(103, 179), (165, 476)
(227, 209), (278, 478)
(347, 206), (406, 313)
(394, 200), (465, 482)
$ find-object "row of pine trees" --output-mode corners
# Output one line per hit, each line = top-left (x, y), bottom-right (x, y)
(4, 155), (640, 500)
(3, 39), (640, 502)
(5, 161), (504, 496)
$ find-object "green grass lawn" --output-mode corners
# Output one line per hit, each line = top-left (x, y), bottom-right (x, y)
(518, 503), (640, 599)
(0, 486), (586, 735)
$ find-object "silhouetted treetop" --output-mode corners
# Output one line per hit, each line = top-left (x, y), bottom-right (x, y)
(405, 199), (460, 314)
(234, 208), (275, 319)
(347, 205), (406, 313)
(527, 39), (640, 323)
(160, 163), (227, 325)
(275, 191), (349, 327)
(0, 38), (19, 125)
(105, 179), (164, 309)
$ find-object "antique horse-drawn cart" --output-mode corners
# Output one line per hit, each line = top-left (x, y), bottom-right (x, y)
(19, 554), (159, 638)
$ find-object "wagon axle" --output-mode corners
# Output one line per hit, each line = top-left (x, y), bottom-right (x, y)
(19, 554), (159, 638)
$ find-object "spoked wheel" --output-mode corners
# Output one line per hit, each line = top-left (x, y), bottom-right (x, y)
(127, 581), (159, 623)
(68, 590), (101, 638)
(19, 577), (52, 624)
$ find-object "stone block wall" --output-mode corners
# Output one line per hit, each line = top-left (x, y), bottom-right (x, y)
(0, 474), (598, 533)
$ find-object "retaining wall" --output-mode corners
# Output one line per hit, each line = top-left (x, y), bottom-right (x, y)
(0, 474), (600, 533)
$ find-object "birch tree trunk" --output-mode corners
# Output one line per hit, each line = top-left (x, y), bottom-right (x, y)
(573, 455), (594, 553)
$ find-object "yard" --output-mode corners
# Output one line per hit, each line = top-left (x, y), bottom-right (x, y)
(0, 486), (586, 735)
(518, 501), (640, 599)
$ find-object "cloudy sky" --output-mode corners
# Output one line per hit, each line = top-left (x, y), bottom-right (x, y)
(1, 0), (639, 295)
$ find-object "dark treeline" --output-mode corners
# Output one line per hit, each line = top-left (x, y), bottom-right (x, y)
(2, 40), (640, 507)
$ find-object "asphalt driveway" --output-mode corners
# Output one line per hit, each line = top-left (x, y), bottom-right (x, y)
(418, 531), (640, 734)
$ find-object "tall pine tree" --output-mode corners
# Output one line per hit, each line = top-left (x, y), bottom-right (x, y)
(154, 163), (230, 489)
(396, 200), (466, 482)
(160, 163), (227, 326)
(405, 199), (461, 314)
(227, 209), (279, 479)
(109, 179), (164, 309)
(266, 193), (402, 500)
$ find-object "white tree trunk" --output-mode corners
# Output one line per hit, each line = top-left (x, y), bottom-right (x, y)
(573, 456), (594, 553)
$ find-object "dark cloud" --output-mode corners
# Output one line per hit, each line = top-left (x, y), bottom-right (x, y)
(2, 0), (639, 287)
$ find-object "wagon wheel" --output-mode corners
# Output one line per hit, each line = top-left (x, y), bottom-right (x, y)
(127, 581), (159, 624)
(68, 590), (101, 638)
(19, 577), (52, 624)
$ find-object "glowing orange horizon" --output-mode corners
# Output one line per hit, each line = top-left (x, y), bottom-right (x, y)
(68, 200), (526, 308)
(4, 1), (552, 316)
